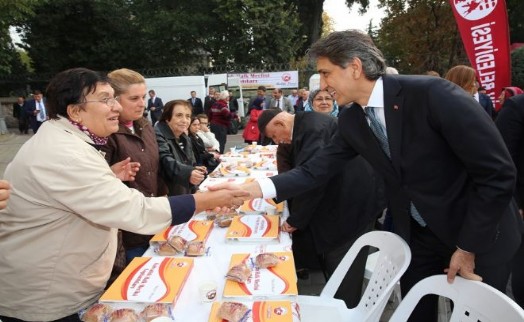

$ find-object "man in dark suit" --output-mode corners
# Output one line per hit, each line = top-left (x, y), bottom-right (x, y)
(12, 96), (28, 134)
(204, 87), (216, 115)
(495, 93), (524, 309)
(146, 89), (163, 124)
(24, 90), (47, 134)
(218, 30), (522, 321)
(258, 109), (385, 307)
(476, 85), (495, 119)
(188, 90), (204, 115)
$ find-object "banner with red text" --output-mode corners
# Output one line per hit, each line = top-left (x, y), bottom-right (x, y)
(229, 71), (299, 89)
(449, 0), (511, 110)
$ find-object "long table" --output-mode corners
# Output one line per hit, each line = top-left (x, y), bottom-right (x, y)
(141, 145), (294, 321)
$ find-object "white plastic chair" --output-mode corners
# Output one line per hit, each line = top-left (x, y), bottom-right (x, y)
(389, 275), (524, 322)
(297, 231), (411, 322)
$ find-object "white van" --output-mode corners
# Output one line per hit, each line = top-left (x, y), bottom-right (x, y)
(145, 76), (206, 104)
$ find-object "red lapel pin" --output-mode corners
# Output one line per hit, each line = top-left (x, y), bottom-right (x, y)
(393, 105), (399, 110)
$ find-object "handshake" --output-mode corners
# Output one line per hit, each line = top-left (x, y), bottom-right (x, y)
(193, 181), (263, 214)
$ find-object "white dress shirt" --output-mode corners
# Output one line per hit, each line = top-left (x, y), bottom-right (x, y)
(258, 78), (385, 199)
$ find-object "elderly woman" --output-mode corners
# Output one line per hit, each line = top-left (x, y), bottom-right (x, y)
(156, 100), (206, 196)
(305, 89), (339, 117)
(208, 90), (231, 153)
(0, 68), (247, 321)
(102, 68), (165, 264)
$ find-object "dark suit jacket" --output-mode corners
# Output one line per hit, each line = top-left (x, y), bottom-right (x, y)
(24, 98), (47, 123)
(496, 94), (524, 208)
(271, 74), (522, 264)
(147, 97), (164, 118)
(283, 112), (384, 254)
(188, 97), (204, 115)
(204, 96), (215, 115)
(479, 93), (495, 118)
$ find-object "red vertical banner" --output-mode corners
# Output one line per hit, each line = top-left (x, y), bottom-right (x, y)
(449, 0), (511, 110)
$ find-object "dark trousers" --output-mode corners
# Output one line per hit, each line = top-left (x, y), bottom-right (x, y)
(0, 314), (81, 322)
(210, 123), (227, 154)
(511, 233), (524, 308)
(400, 218), (512, 322)
(320, 221), (374, 308)
(17, 117), (29, 134)
(30, 120), (43, 134)
(151, 110), (162, 125)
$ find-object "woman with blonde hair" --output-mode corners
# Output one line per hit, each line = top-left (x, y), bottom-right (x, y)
(103, 68), (164, 263)
(0, 68), (247, 321)
(444, 65), (477, 95)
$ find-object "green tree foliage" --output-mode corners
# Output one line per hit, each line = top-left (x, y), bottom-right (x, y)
(0, 0), (33, 75)
(212, 0), (304, 67)
(507, 0), (524, 43)
(17, 0), (146, 73)
(15, 0), (311, 74)
(511, 47), (524, 89)
(374, 0), (468, 74)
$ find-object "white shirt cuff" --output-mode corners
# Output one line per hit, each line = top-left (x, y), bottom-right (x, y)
(257, 178), (277, 199)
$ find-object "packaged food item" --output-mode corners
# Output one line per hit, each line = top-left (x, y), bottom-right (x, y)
(168, 235), (187, 252)
(217, 302), (250, 322)
(157, 242), (178, 256)
(108, 308), (140, 322)
(140, 303), (172, 321)
(80, 303), (112, 322)
(226, 263), (252, 283)
(216, 214), (234, 228)
(185, 240), (206, 256)
(255, 253), (281, 268)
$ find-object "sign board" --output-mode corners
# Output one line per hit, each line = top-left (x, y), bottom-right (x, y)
(229, 71), (299, 89)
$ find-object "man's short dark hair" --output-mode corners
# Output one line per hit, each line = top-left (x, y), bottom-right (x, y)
(257, 86), (267, 92)
(257, 109), (282, 134)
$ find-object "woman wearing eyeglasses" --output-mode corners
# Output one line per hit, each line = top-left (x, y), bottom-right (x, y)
(304, 89), (339, 117)
(188, 116), (220, 173)
(0, 68), (248, 322)
(196, 113), (220, 153)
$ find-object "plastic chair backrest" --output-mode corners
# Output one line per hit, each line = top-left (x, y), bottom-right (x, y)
(320, 231), (411, 321)
(389, 275), (524, 322)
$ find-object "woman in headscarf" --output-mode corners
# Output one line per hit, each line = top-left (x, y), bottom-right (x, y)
(304, 89), (339, 117)
(242, 96), (264, 144)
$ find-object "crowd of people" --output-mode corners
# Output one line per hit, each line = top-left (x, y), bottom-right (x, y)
(1, 28), (524, 321)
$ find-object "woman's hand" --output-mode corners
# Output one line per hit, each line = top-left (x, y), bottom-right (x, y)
(190, 167), (207, 185)
(0, 180), (11, 210)
(193, 183), (251, 213)
(111, 157), (140, 182)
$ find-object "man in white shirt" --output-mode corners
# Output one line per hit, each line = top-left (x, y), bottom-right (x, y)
(24, 89), (47, 133)
(268, 88), (294, 114)
(213, 30), (521, 322)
